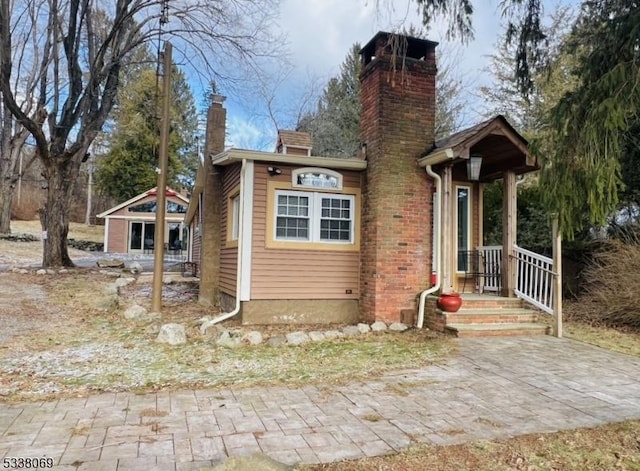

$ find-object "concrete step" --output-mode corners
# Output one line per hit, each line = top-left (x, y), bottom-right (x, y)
(445, 322), (550, 337)
(443, 308), (539, 325)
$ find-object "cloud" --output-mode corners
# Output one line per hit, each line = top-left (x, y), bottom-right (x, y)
(226, 115), (276, 151)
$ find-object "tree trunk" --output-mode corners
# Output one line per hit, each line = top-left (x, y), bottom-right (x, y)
(40, 160), (79, 267)
(0, 173), (13, 234)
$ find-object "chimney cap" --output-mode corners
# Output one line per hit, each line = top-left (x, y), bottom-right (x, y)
(360, 31), (438, 66)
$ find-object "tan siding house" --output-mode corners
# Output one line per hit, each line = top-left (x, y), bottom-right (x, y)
(187, 32), (542, 332)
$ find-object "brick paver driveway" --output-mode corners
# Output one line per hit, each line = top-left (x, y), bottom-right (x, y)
(2, 337), (640, 470)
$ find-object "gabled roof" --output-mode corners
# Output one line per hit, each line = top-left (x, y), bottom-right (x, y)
(418, 115), (537, 177)
(96, 187), (189, 218)
(433, 115), (528, 152)
(276, 130), (313, 150)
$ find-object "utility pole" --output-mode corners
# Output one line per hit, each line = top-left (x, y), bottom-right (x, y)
(151, 41), (172, 313)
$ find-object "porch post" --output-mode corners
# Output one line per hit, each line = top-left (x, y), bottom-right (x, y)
(552, 216), (563, 338)
(501, 170), (517, 297)
(441, 165), (454, 292)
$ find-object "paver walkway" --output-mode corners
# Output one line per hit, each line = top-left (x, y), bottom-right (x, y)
(2, 337), (640, 470)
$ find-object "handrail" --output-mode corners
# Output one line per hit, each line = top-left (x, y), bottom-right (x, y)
(513, 245), (554, 314)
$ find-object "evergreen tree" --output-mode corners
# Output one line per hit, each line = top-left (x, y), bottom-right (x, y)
(96, 63), (198, 201)
(297, 44), (362, 157)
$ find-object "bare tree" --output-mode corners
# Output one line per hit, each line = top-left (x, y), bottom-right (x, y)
(0, 0), (279, 266)
(0, 0), (44, 233)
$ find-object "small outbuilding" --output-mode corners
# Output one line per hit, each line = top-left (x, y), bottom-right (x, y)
(97, 187), (189, 255)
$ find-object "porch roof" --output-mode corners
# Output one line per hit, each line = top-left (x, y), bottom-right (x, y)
(418, 115), (539, 181)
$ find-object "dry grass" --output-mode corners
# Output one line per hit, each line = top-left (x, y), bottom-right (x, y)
(299, 420), (640, 471)
(9, 219), (104, 243)
(0, 272), (453, 402)
(564, 318), (640, 357)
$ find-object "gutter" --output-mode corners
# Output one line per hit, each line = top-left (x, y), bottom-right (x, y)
(200, 159), (247, 332)
(417, 165), (442, 329)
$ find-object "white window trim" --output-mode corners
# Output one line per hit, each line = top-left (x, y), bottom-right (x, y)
(274, 189), (355, 244)
(292, 167), (343, 190)
(455, 184), (472, 273)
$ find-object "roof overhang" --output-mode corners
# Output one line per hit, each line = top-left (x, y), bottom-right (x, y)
(210, 148), (367, 171)
(417, 148), (455, 167)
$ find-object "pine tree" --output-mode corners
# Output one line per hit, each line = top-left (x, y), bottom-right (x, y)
(96, 63), (198, 201)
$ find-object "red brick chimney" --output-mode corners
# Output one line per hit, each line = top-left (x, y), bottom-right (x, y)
(359, 32), (437, 323)
(199, 95), (226, 307)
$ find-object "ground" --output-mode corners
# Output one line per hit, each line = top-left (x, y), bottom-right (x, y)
(2, 221), (640, 470)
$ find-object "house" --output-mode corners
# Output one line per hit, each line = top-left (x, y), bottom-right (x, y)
(97, 187), (189, 255)
(185, 32), (560, 335)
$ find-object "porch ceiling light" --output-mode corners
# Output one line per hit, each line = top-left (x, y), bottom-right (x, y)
(467, 153), (483, 181)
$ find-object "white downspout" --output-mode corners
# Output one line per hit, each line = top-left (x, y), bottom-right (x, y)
(199, 159), (246, 332)
(417, 165), (442, 329)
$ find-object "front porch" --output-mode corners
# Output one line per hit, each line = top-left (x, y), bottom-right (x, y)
(418, 116), (563, 337)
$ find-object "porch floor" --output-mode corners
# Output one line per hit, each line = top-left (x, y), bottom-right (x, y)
(436, 293), (550, 337)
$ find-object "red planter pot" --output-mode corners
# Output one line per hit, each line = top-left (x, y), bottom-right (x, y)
(437, 292), (462, 313)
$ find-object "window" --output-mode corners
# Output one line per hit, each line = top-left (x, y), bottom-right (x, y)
(231, 194), (240, 241)
(274, 190), (354, 243)
(292, 167), (342, 190)
(320, 197), (351, 241)
(457, 186), (471, 271)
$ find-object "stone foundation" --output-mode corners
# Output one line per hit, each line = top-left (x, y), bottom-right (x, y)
(240, 299), (359, 325)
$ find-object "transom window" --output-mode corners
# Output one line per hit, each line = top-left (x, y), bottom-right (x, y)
(275, 190), (354, 243)
(292, 167), (343, 190)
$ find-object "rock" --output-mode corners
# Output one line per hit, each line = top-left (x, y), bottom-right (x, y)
(128, 261), (143, 274)
(123, 305), (147, 320)
(200, 319), (221, 336)
(157, 323), (187, 345)
(58, 268), (69, 274)
(115, 277), (135, 288)
(36, 269), (47, 275)
(266, 335), (285, 347)
(323, 330), (344, 340)
(215, 329), (243, 348)
(46, 269), (56, 275)
(342, 325), (361, 337)
(243, 331), (263, 346)
(94, 294), (118, 311)
(357, 323), (371, 334)
(18, 269), (28, 274)
(96, 258), (125, 268)
(308, 331), (326, 342)
(389, 322), (409, 332)
(371, 321), (388, 332)
(286, 331), (310, 346)
(203, 453), (292, 471)
(102, 283), (119, 296)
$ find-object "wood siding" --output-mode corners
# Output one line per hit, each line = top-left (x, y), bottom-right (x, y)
(251, 163), (361, 300)
(219, 164), (241, 295)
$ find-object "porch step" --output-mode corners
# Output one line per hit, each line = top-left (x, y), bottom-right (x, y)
(445, 322), (550, 337)
(443, 308), (539, 325)
(441, 294), (549, 337)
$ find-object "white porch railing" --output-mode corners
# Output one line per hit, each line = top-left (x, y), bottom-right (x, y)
(477, 245), (502, 292)
(513, 245), (554, 314)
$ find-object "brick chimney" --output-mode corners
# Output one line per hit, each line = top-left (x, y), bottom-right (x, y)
(359, 32), (438, 323)
(199, 95), (226, 307)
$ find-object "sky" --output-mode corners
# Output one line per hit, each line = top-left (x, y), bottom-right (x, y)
(220, 0), (529, 151)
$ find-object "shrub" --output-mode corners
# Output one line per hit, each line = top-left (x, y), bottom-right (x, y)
(575, 239), (640, 329)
